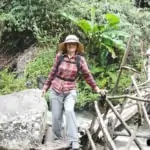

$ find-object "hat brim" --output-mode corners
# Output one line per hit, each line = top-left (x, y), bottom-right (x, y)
(59, 41), (84, 53)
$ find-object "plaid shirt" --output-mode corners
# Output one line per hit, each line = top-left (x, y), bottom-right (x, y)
(43, 53), (97, 93)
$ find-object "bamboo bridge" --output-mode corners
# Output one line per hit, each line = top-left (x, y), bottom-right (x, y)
(38, 36), (150, 150)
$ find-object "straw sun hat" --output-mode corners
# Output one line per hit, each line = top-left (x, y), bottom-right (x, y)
(59, 35), (84, 53)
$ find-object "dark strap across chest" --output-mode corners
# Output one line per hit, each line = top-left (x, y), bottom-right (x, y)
(54, 54), (81, 82)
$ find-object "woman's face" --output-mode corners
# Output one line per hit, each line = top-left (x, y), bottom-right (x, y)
(66, 43), (78, 53)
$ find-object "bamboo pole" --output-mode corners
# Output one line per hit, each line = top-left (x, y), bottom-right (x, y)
(121, 66), (139, 73)
(108, 95), (150, 103)
(96, 103), (138, 140)
(105, 98), (143, 150)
(89, 115), (97, 133)
(114, 132), (150, 139)
(94, 101), (117, 150)
(88, 115), (98, 149)
(131, 75), (150, 128)
(138, 80), (150, 87)
(146, 49), (150, 80)
(93, 101), (110, 142)
(92, 123), (101, 142)
(140, 40), (147, 77)
(112, 35), (134, 95)
(111, 99), (127, 138)
(131, 75), (143, 124)
(93, 102), (134, 142)
(85, 129), (96, 150)
(124, 125), (138, 150)
(137, 86), (150, 90)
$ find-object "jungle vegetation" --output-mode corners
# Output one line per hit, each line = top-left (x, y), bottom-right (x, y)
(0, 0), (150, 110)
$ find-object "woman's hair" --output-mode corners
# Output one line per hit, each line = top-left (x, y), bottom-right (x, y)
(58, 43), (80, 54)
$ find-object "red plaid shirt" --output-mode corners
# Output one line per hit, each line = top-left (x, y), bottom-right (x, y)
(43, 53), (97, 93)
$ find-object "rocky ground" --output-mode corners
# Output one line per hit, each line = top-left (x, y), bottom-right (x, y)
(0, 45), (38, 72)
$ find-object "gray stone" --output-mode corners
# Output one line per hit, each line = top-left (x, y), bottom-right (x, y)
(16, 45), (38, 73)
(0, 89), (48, 150)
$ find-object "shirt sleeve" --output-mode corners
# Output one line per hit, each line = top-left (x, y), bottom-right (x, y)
(80, 56), (97, 89)
(43, 53), (60, 91)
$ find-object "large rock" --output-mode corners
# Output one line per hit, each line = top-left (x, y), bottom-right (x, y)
(0, 89), (48, 150)
(16, 45), (38, 73)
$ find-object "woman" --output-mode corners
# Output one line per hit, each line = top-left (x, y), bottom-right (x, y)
(42, 35), (106, 149)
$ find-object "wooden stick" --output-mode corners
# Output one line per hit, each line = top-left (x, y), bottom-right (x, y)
(92, 123), (101, 142)
(138, 86), (150, 90)
(103, 105), (109, 120)
(89, 103), (138, 142)
(131, 76), (143, 120)
(131, 75), (150, 128)
(124, 125), (138, 150)
(85, 129), (96, 150)
(94, 101), (117, 150)
(127, 86), (150, 94)
(138, 80), (150, 87)
(93, 102), (132, 142)
(112, 35), (133, 95)
(105, 98), (143, 150)
(93, 102), (110, 142)
(111, 99), (127, 137)
(114, 132), (150, 139)
(140, 40), (147, 76)
(121, 66), (139, 73)
(108, 95), (150, 103)
(89, 115), (97, 133)
(88, 115), (98, 146)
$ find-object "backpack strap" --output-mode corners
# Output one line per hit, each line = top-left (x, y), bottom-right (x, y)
(57, 54), (64, 68)
(76, 55), (81, 72)
(54, 54), (64, 77)
(55, 54), (81, 82)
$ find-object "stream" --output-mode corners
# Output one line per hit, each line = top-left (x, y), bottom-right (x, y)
(47, 111), (150, 149)
(114, 124), (150, 150)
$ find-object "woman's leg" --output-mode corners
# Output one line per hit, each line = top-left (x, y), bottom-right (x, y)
(50, 89), (64, 140)
(64, 90), (79, 149)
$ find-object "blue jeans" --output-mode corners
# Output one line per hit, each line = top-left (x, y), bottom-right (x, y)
(50, 88), (79, 149)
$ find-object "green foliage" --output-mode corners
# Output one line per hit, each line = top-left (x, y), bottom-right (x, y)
(0, 0), (74, 46)
(0, 12), (14, 43)
(25, 45), (56, 86)
(1, 0), (150, 109)
(61, 4), (130, 106)
(134, 0), (150, 8)
(62, 10), (127, 63)
(76, 89), (98, 110)
(0, 0), (70, 30)
(0, 69), (26, 95)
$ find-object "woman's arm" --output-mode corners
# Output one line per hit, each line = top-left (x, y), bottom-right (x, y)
(42, 53), (60, 92)
(80, 56), (107, 95)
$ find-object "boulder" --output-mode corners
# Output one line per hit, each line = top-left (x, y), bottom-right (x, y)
(0, 89), (48, 150)
(16, 45), (38, 73)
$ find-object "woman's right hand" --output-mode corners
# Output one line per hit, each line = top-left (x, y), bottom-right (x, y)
(41, 89), (46, 97)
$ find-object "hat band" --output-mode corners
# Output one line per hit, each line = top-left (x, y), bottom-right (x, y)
(65, 39), (79, 42)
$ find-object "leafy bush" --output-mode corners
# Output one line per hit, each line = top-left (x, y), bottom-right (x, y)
(0, 0), (150, 109)
(0, 0), (75, 45)
(0, 69), (26, 95)
(25, 46), (56, 86)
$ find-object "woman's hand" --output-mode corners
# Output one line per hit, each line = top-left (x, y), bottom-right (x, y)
(94, 86), (107, 96)
(41, 89), (46, 97)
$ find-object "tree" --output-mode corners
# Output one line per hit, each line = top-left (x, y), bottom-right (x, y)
(135, 0), (150, 8)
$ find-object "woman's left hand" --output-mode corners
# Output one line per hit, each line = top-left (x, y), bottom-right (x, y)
(94, 86), (108, 96)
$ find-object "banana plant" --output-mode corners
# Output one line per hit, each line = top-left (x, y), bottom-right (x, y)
(61, 7), (128, 66)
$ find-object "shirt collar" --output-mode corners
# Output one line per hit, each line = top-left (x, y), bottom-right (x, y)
(63, 53), (76, 59)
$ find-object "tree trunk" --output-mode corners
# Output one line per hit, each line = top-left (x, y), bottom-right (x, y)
(134, 0), (150, 8)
